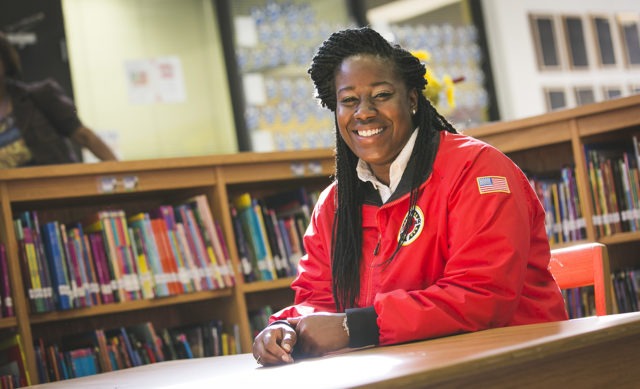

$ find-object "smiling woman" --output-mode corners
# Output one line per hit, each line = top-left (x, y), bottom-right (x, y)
(334, 54), (417, 184)
(251, 26), (568, 366)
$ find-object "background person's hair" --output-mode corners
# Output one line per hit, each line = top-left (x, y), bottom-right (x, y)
(0, 32), (22, 80)
(308, 27), (457, 311)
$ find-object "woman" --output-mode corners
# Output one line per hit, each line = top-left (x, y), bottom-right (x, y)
(252, 27), (568, 365)
(0, 32), (116, 167)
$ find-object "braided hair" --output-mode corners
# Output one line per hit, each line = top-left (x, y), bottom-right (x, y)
(308, 27), (457, 311)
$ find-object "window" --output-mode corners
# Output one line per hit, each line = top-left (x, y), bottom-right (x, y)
(530, 14), (563, 70)
(603, 86), (623, 100)
(574, 86), (596, 105)
(563, 15), (589, 68)
(544, 88), (567, 111)
(591, 15), (617, 67)
(617, 13), (640, 66)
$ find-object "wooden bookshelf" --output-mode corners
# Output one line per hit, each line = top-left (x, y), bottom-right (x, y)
(0, 95), (639, 384)
(0, 149), (333, 384)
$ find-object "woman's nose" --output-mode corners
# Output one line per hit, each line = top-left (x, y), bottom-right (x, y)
(354, 102), (376, 120)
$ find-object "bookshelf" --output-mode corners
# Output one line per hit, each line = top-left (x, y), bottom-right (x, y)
(0, 150), (333, 384)
(0, 95), (639, 384)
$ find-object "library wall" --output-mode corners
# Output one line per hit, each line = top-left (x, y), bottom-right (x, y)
(482, 0), (640, 121)
(61, 0), (238, 161)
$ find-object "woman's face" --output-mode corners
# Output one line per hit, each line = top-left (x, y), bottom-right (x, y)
(334, 54), (417, 179)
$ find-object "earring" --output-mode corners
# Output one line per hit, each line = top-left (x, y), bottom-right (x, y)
(412, 108), (416, 115)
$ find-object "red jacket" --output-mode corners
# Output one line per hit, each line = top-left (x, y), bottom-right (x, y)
(272, 131), (568, 346)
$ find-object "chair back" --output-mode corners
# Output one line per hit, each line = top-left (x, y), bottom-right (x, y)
(548, 242), (614, 316)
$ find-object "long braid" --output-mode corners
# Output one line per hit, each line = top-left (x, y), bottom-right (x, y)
(308, 27), (457, 311)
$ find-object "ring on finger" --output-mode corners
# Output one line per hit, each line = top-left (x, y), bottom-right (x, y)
(256, 355), (262, 365)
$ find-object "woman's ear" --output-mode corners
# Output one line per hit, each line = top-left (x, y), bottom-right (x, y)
(409, 89), (418, 114)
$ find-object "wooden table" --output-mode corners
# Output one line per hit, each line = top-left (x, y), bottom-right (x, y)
(27, 311), (640, 388)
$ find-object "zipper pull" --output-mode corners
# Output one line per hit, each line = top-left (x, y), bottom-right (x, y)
(373, 239), (380, 256)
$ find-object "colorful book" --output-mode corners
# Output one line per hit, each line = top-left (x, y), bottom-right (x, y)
(230, 206), (257, 283)
(0, 243), (12, 317)
(127, 322), (165, 363)
(128, 213), (171, 297)
(60, 224), (87, 308)
(174, 223), (204, 292)
(88, 233), (115, 305)
(233, 193), (273, 281)
(0, 334), (30, 387)
(181, 202), (225, 288)
(15, 221), (46, 313)
(151, 206), (194, 293)
(110, 211), (142, 301)
(85, 212), (127, 302)
(175, 205), (218, 290)
(40, 221), (73, 310)
(128, 227), (155, 300)
(150, 218), (184, 295)
(187, 195), (235, 287)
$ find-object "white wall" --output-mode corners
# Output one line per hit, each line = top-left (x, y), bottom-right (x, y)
(62, 0), (237, 161)
(481, 0), (640, 121)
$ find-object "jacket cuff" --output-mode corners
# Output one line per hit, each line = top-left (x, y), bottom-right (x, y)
(345, 306), (379, 348)
(268, 319), (295, 330)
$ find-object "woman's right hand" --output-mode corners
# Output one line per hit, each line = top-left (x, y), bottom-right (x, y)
(252, 321), (297, 366)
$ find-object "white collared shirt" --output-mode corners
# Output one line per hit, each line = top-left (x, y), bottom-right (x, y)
(356, 129), (418, 203)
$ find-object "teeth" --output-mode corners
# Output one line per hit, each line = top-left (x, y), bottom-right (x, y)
(357, 128), (383, 137)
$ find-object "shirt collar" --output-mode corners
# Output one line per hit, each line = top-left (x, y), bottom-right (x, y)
(356, 128), (418, 203)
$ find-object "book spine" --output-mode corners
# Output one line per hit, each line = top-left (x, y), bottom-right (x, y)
(174, 223), (203, 292)
(88, 233), (115, 305)
(187, 202), (225, 288)
(29, 211), (55, 311)
(134, 215), (171, 297)
(0, 243), (12, 317)
(214, 221), (235, 285)
(41, 222), (72, 310)
(230, 206), (256, 283)
(178, 206), (217, 289)
(16, 222), (44, 313)
(79, 231), (102, 305)
(193, 195), (234, 287)
(150, 218), (183, 295)
(128, 227), (155, 300)
(60, 225), (85, 308)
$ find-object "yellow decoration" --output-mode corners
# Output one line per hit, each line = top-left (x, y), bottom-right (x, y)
(412, 50), (457, 109)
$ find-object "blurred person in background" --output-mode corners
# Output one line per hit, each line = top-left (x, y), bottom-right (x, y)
(0, 31), (116, 168)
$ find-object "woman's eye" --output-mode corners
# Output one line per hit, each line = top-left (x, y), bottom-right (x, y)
(340, 96), (357, 105)
(374, 92), (392, 99)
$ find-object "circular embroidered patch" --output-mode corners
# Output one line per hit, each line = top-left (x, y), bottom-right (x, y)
(398, 206), (424, 246)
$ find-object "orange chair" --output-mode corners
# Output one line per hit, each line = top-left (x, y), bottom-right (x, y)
(548, 242), (615, 316)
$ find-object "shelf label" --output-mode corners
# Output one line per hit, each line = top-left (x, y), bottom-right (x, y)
(98, 176), (118, 193)
(122, 175), (139, 191)
(290, 162), (305, 176)
(307, 161), (322, 175)
(97, 175), (139, 193)
(290, 161), (323, 176)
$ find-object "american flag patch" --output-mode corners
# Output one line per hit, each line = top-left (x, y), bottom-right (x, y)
(477, 176), (510, 194)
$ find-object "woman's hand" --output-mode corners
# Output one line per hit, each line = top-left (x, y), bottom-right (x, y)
(252, 321), (297, 366)
(287, 312), (349, 357)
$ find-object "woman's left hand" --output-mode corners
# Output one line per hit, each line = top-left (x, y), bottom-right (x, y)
(287, 312), (349, 357)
